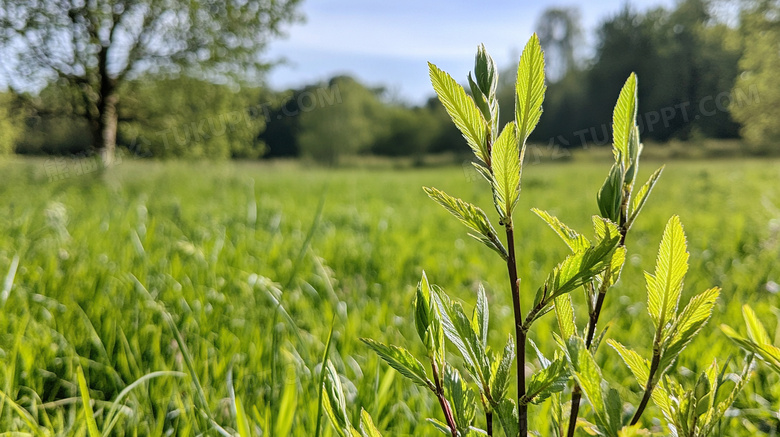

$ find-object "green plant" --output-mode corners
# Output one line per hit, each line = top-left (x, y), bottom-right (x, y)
(348, 35), (751, 436)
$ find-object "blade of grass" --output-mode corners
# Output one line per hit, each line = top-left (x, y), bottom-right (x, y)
(315, 318), (336, 437)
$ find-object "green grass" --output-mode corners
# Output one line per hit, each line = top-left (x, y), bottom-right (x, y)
(0, 156), (778, 435)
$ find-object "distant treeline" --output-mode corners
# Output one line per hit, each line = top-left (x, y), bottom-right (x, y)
(0, 0), (777, 162)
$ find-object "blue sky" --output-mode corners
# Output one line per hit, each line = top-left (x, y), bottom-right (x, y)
(266, 0), (677, 104)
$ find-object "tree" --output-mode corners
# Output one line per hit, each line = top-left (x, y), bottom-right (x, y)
(536, 7), (583, 82)
(119, 76), (267, 159)
(0, 90), (21, 155)
(0, 0), (302, 163)
(297, 76), (385, 165)
(730, 0), (780, 153)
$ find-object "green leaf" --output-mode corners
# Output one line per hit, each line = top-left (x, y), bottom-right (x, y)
(275, 365), (298, 437)
(629, 166), (664, 225)
(605, 387), (623, 434)
(416, 271), (433, 344)
(489, 335), (515, 404)
(360, 339), (432, 389)
(535, 233), (620, 308)
(359, 409), (383, 437)
(559, 337), (611, 435)
(532, 208), (590, 252)
(496, 398), (519, 437)
(491, 121), (520, 218)
(521, 356), (569, 405)
(661, 287), (721, 372)
(323, 361), (351, 436)
(515, 33), (547, 143)
(432, 288), (489, 393)
(473, 284), (489, 349)
(429, 62), (488, 163)
(423, 186), (507, 260)
(235, 395), (252, 437)
(646, 215), (689, 331)
(474, 43), (498, 99)
(443, 365), (477, 431)
(554, 294), (577, 340)
(607, 340), (650, 388)
(612, 73), (638, 161)
(597, 162), (624, 223)
(78, 366), (101, 437)
(743, 304), (771, 345)
(721, 307), (780, 374)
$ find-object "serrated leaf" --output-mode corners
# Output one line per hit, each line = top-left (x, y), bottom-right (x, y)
(661, 287), (720, 372)
(560, 336), (613, 435)
(491, 121), (520, 218)
(444, 365), (477, 431)
(721, 311), (780, 374)
(359, 409), (383, 437)
(429, 62), (488, 163)
(593, 216), (621, 242)
(629, 166), (664, 225)
(515, 33), (546, 143)
(433, 289), (489, 393)
(554, 294), (577, 339)
(535, 233), (620, 309)
(606, 387), (623, 434)
(473, 284), (489, 348)
(533, 208), (590, 252)
(496, 398), (519, 437)
(521, 356), (569, 405)
(360, 339), (432, 389)
(426, 418), (450, 435)
(646, 216), (689, 331)
(607, 339), (650, 388)
(612, 73), (638, 161)
(743, 304), (771, 345)
(424, 186), (507, 260)
(490, 335), (515, 404)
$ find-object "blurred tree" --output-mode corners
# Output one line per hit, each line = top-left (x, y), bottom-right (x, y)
(0, 0), (301, 162)
(0, 91), (22, 155)
(371, 106), (438, 158)
(730, 0), (780, 153)
(119, 76), (267, 159)
(15, 83), (93, 155)
(297, 76), (385, 165)
(536, 7), (583, 82)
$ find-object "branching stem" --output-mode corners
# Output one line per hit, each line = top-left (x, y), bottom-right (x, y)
(431, 360), (459, 437)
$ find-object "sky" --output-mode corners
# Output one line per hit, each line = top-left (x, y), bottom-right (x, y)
(265, 0), (677, 104)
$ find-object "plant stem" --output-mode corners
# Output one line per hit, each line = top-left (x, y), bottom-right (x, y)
(630, 352), (661, 425)
(486, 411), (493, 436)
(505, 223), (527, 437)
(567, 225), (626, 437)
(431, 360), (459, 437)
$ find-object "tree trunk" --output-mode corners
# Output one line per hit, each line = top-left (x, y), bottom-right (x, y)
(97, 92), (118, 166)
(94, 44), (118, 167)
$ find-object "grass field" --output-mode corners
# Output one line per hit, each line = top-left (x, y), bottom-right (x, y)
(0, 156), (779, 435)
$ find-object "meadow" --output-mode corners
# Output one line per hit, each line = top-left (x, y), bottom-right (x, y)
(0, 156), (778, 435)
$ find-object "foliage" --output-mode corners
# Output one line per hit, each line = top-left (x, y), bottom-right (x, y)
(0, 90), (22, 155)
(353, 37), (768, 437)
(0, 0), (302, 156)
(729, 0), (780, 153)
(119, 76), (267, 159)
(297, 76), (387, 165)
